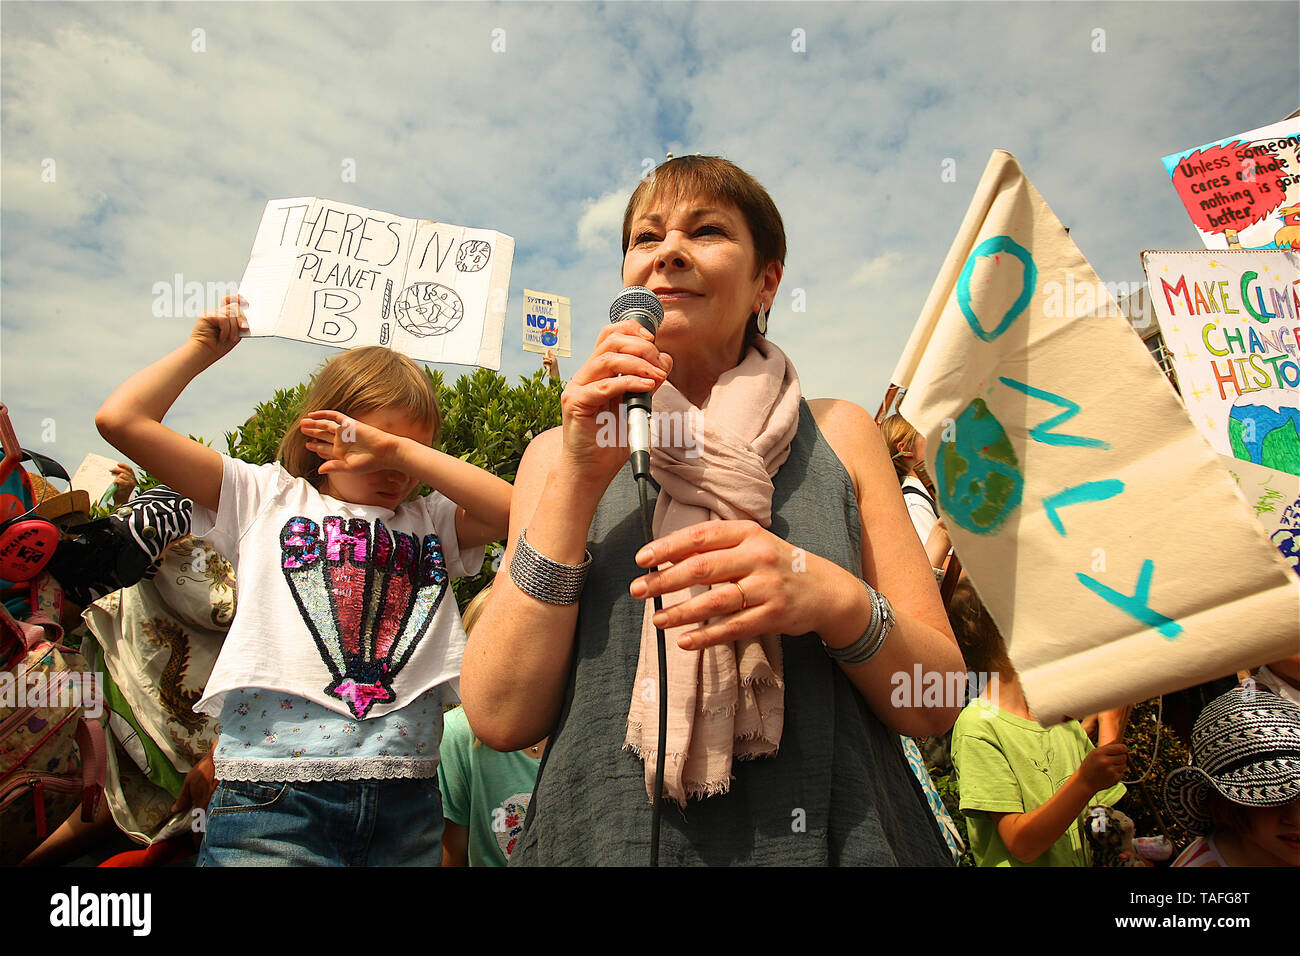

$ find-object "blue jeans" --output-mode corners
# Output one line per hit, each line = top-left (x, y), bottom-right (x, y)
(196, 777), (443, 866)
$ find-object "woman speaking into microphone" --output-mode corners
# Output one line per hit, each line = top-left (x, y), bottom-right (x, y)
(462, 156), (961, 865)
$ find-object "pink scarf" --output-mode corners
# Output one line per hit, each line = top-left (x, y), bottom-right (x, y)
(624, 339), (802, 803)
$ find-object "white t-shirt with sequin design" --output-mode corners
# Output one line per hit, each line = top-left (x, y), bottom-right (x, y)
(191, 455), (483, 724)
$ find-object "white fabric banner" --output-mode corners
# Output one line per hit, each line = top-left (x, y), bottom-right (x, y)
(897, 150), (1300, 724)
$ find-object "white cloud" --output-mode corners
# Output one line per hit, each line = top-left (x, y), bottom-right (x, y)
(849, 251), (904, 288)
(576, 189), (628, 254)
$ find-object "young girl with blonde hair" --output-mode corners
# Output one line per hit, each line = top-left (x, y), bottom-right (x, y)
(97, 295), (511, 865)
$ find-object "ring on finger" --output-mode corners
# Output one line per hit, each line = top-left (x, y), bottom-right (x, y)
(733, 581), (747, 611)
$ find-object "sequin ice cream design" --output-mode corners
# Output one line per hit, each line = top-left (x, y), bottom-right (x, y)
(280, 515), (449, 718)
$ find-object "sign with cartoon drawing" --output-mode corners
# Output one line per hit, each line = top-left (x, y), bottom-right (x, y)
(521, 289), (571, 357)
(1221, 453), (1300, 579)
(1161, 118), (1300, 251)
(895, 151), (1299, 726)
(237, 198), (514, 369)
(1142, 249), (1300, 476)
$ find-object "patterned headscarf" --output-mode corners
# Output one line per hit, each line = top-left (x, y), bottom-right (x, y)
(1163, 686), (1300, 835)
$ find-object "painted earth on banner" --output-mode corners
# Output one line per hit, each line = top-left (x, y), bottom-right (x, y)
(896, 151), (1299, 724)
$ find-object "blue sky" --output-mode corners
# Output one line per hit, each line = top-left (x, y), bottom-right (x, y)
(2, 1), (1296, 477)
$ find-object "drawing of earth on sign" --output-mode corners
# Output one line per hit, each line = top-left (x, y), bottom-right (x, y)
(934, 398), (1024, 535)
(1228, 388), (1300, 476)
(1274, 526), (1300, 576)
(394, 282), (464, 337)
(456, 240), (491, 273)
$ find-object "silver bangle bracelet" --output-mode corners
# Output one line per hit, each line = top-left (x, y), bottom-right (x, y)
(510, 528), (592, 605)
(822, 580), (895, 667)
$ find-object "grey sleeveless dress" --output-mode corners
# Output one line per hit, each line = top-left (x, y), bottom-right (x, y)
(510, 401), (952, 866)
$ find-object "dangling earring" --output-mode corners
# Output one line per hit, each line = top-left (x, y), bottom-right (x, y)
(756, 303), (769, 336)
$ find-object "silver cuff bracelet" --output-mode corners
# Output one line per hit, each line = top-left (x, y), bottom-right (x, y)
(822, 579), (895, 667)
(510, 528), (592, 605)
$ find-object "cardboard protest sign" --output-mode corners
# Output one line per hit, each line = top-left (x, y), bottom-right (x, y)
(238, 198), (514, 369)
(1220, 453), (1300, 579)
(70, 453), (123, 506)
(896, 150), (1300, 725)
(521, 289), (571, 357)
(1142, 250), (1300, 475)
(1161, 119), (1300, 250)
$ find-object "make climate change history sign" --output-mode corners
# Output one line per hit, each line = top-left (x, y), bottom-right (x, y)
(1142, 249), (1300, 476)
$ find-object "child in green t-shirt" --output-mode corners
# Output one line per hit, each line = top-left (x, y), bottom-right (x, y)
(437, 587), (545, 867)
(437, 705), (544, 866)
(947, 582), (1128, 866)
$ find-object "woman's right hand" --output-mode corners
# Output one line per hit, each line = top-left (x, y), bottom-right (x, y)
(558, 319), (671, 486)
(189, 294), (249, 361)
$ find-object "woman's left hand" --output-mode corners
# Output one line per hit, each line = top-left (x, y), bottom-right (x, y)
(629, 519), (859, 650)
(300, 410), (401, 476)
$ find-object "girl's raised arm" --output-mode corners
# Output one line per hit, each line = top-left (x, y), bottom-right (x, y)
(96, 295), (247, 512)
(393, 443), (512, 549)
(298, 409), (513, 549)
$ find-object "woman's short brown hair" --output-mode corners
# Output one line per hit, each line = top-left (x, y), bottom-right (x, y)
(276, 346), (441, 487)
(621, 156), (786, 278)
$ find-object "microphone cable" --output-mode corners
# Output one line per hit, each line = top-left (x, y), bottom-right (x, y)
(635, 470), (668, 866)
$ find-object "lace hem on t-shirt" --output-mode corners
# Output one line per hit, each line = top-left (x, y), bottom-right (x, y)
(214, 756), (440, 782)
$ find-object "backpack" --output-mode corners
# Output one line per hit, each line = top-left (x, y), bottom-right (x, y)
(902, 484), (940, 519)
(0, 403), (52, 617)
(0, 574), (107, 865)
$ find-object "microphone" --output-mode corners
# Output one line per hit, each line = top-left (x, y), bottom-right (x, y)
(610, 287), (668, 863)
(608, 287), (664, 481)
